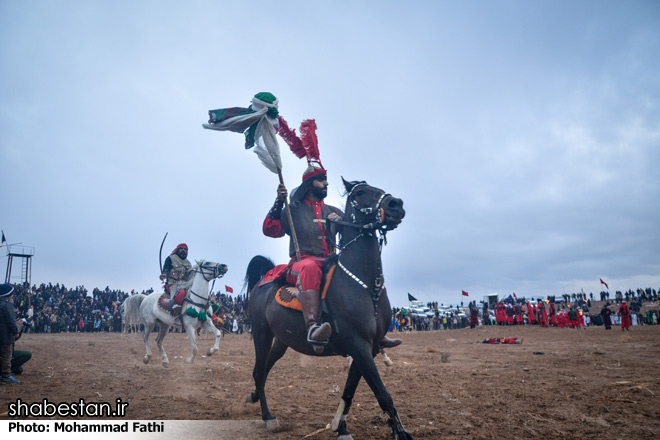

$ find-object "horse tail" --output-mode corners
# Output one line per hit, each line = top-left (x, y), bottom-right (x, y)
(120, 293), (146, 333)
(243, 255), (275, 306)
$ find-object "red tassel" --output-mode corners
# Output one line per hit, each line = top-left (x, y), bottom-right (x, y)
(300, 119), (319, 162)
(276, 116), (305, 158)
(277, 116), (323, 169)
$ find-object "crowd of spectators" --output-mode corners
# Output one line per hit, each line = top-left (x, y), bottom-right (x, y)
(212, 293), (249, 334)
(9, 282), (250, 335)
(390, 287), (660, 332)
(11, 283), (130, 334)
(8, 282), (660, 335)
(392, 305), (470, 331)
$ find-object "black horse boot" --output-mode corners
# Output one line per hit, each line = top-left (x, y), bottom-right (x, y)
(379, 336), (403, 348)
(299, 289), (332, 350)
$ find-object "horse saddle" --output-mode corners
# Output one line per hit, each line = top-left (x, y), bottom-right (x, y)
(158, 294), (170, 311)
(274, 263), (337, 312)
(158, 290), (186, 316)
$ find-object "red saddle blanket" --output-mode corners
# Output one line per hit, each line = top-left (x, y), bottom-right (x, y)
(258, 264), (289, 286)
(157, 290), (186, 310)
(263, 264), (337, 312)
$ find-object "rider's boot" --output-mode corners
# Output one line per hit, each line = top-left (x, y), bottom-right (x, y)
(379, 335), (403, 348)
(167, 299), (182, 324)
(167, 298), (176, 315)
(299, 289), (332, 348)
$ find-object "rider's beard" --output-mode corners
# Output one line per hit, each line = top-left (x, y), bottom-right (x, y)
(312, 186), (327, 200)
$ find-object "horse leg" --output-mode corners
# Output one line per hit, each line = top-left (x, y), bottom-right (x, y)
(249, 331), (284, 428)
(331, 360), (362, 440)
(183, 321), (199, 363)
(154, 322), (170, 367)
(247, 337), (288, 403)
(350, 346), (412, 440)
(142, 324), (154, 364)
(203, 319), (221, 356)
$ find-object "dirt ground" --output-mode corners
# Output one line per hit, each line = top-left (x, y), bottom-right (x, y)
(2, 315), (660, 440)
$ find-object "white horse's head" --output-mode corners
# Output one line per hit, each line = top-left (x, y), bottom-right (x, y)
(193, 259), (228, 281)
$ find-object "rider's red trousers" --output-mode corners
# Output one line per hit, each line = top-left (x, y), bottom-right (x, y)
(285, 256), (326, 293)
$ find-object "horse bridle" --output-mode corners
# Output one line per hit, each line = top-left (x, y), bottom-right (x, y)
(187, 262), (225, 310)
(329, 183), (390, 305)
(328, 183), (392, 248)
(331, 182), (392, 232)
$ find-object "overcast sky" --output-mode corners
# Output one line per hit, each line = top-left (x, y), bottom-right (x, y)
(1, 1), (659, 307)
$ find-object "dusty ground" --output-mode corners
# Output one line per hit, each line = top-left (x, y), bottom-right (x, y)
(2, 316), (660, 440)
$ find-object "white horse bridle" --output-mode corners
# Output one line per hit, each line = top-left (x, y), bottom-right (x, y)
(187, 262), (226, 310)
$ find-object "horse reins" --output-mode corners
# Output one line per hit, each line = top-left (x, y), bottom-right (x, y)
(186, 263), (225, 310)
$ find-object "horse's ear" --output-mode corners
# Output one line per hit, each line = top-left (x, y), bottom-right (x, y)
(342, 176), (354, 193)
(195, 259), (203, 266)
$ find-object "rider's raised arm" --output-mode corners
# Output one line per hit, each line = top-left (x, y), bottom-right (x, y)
(263, 190), (286, 238)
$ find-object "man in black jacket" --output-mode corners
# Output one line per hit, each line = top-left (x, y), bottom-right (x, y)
(0, 284), (20, 384)
(600, 304), (613, 330)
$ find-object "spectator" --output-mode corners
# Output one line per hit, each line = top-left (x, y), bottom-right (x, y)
(0, 284), (20, 384)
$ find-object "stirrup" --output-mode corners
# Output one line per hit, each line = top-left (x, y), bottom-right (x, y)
(306, 324), (330, 345)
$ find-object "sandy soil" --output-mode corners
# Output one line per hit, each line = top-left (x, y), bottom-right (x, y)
(2, 317), (659, 439)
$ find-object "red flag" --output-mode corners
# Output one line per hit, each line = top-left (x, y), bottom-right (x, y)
(225, 285), (234, 293)
(462, 290), (469, 296)
(513, 292), (517, 298)
(600, 278), (608, 289)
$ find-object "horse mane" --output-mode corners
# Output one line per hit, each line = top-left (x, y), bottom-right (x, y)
(243, 256), (276, 312)
(243, 256), (275, 293)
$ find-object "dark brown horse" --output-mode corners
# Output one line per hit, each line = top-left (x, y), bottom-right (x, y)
(244, 178), (411, 440)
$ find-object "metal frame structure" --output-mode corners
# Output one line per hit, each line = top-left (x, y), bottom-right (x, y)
(5, 244), (35, 286)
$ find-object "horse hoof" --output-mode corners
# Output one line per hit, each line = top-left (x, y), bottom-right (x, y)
(265, 418), (279, 430)
(184, 357), (193, 364)
(143, 356), (150, 364)
(206, 349), (215, 356)
(337, 435), (354, 440)
(246, 392), (259, 404)
(162, 361), (169, 368)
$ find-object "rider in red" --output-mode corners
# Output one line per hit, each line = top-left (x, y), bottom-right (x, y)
(264, 165), (402, 350)
(263, 164), (341, 346)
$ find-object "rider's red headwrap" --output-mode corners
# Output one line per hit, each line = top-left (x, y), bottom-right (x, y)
(171, 243), (188, 255)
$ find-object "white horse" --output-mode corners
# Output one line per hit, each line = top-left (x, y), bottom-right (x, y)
(121, 260), (228, 367)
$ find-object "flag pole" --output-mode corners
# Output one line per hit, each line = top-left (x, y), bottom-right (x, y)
(277, 168), (301, 262)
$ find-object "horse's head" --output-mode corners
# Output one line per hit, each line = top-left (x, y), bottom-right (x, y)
(194, 259), (229, 281)
(342, 178), (405, 231)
